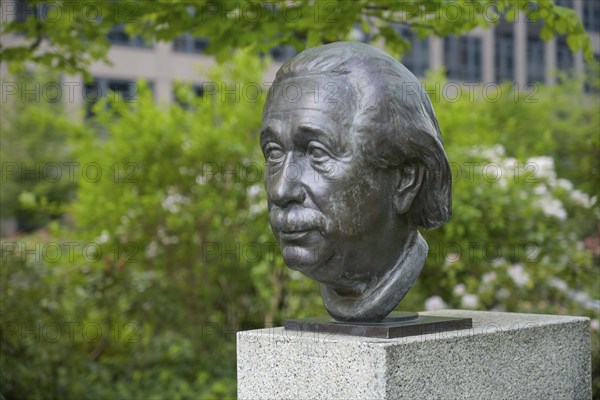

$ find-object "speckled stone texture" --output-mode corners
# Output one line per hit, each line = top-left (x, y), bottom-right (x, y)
(237, 310), (591, 400)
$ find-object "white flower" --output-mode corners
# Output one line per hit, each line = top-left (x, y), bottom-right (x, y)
(249, 201), (267, 216)
(563, 289), (600, 311)
(466, 144), (505, 161)
(289, 270), (303, 281)
(548, 277), (568, 292)
(453, 283), (466, 296)
(195, 174), (207, 185)
(96, 230), (110, 244)
(501, 157), (517, 170)
(482, 272), (497, 284)
(507, 263), (530, 287)
(571, 290), (589, 304)
(246, 184), (262, 199)
(481, 144), (505, 161)
(145, 241), (158, 259)
(461, 294), (479, 309)
(491, 257), (506, 268)
(527, 156), (556, 180)
(570, 189), (592, 208)
(445, 253), (460, 264)
(591, 320), (599, 331)
(496, 288), (511, 300)
(425, 296), (447, 311)
(583, 299), (600, 312)
(556, 178), (573, 191)
(161, 192), (189, 213)
(533, 184), (548, 196)
(535, 197), (567, 220)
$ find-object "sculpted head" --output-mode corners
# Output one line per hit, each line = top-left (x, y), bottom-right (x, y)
(260, 42), (451, 322)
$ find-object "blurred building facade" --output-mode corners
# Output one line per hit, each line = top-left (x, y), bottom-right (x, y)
(1, 0), (599, 105)
(400, 0), (599, 86)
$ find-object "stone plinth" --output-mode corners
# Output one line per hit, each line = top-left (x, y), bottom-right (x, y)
(237, 310), (591, 400)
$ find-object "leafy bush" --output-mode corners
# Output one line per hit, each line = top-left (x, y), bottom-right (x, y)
(0, 71), (76, 231)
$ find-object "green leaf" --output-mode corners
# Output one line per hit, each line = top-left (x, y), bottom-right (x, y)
(539, 24), (553, 41)
(18, 191), (37, 209)
(505, 7), (517, 22)
(307, 30), (321, 48)
(566, 34), (580, 52)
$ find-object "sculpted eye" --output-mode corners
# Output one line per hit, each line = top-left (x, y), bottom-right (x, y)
(264, 143), (285, 163)
(308, 142), (332, 164)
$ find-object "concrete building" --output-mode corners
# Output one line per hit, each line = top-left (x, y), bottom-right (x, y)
(403, 0), (599, 86)
(1, 0), (599, 105)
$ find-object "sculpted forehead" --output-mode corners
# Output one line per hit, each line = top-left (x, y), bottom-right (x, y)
(263, 76), (358, 149)
(265, 76), (356, 122)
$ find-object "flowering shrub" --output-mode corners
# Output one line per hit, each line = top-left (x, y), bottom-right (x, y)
(417, 76), (599, 395)
(2, 58), (598, 397)
(421, 145), (596, 310)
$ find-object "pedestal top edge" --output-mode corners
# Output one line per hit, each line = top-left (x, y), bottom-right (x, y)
(236, 310), (590, 344)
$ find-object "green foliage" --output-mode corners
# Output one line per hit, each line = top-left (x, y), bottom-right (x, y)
(0, 71), (76, 229)
(1, 50), (321, 399)
(1, 56), (598, 397)
(2, 0), (594, 77)
(408, 72), (600, 396)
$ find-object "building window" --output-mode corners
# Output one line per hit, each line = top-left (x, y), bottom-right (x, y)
(584, 53), (600, 94)
(583, 1), (600, 32)
(495, 34), (514, 82)
(269, 45), (297, 62)
(556, 38), (574, 76)
(402, 31), (429, 77)
(555, 0), (573, 8)
(13, 0), (59, 27)
(107, 24), (151, 48)
(173, 84), (205, 109)
(349, 24), (372, 43)
(444, 36), (481, 81)
(527, 37), (545, 84)
(14, 0), (38, 23)
(84, 78), (152, 118)
(172, 33), (210, 54)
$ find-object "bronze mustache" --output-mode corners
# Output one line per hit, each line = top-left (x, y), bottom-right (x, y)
(269, 206), (328, 233)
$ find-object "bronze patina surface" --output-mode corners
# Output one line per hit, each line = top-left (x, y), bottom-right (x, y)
(285, 312), (473, 339)
(261, 42), (452, 323)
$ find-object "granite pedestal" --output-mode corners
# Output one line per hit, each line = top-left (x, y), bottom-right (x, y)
(237, 310), (591, 399)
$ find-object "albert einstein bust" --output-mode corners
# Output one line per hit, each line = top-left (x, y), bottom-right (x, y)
(260, 42), (451, 322)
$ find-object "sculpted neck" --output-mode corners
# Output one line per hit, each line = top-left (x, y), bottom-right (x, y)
(320, 230), (428, 322)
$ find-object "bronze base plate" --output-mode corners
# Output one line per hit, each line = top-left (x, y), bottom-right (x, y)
(284, 312), (473, 339)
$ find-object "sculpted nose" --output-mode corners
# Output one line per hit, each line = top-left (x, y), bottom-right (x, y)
(269, 155), (306, 207)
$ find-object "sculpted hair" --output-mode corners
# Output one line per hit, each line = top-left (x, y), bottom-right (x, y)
(264, 42), (452, 229)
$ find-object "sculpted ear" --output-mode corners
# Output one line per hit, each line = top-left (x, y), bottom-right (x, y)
(393, 164), (424, 216)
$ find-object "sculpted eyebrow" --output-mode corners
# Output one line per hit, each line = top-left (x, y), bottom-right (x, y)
(260, 127), (279, 147)
(298, 124), (328, 135)
(296, 124), (336, 147)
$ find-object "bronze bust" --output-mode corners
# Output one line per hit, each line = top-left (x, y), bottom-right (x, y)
(261, 42), (451, 322)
